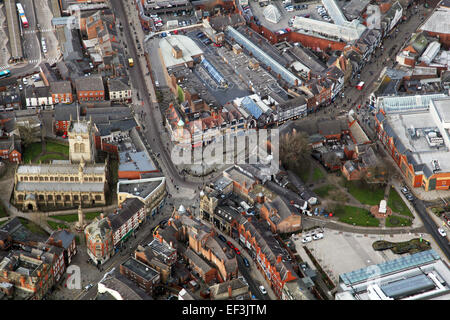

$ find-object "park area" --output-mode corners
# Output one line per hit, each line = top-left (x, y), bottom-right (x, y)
(22, 140), (69, 164)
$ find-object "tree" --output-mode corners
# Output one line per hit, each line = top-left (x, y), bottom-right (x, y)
(18, 126), (40, 148)
(280, 130), (311, 170)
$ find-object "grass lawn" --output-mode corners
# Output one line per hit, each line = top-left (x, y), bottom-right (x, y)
(291, 162), (311, 183)
(45, 141), (69, 156)
(38, 153), (68, 163)
(343, 180), (385, 206)
(312, 168), (325, 182)
(385, 215), (413, 227)
(50, 212), (102, 222)
(387, 188), (413, 217)
(47, 220), (68, 230)
(23, 143), (43, 163)
(313, 185), (336, 198)
(0, 203), (7, 218)
(18, 218), (48, 236)
(333, 205), (380, 227)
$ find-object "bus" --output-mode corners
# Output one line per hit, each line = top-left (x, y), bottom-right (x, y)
(0, 70), (11, 79)
(16, 3), (29, 28)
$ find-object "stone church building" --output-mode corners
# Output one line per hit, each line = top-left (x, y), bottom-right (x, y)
(13, 119), (108, 211)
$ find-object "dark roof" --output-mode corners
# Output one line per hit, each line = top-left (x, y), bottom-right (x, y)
(107, 78), (130, 92)
(95, 119), (137, 136)
(50, 81), (72, 94)
(54, 103), (79, 121)
(47, 229), (75, 249)
(75, 75), (104, 92)
(109, 198), (145, 231)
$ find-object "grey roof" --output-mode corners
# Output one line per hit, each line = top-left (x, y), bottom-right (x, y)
(54, 104), (79, 121)
(185, 248), (213, 274)
(109, 198), (145, 231)
(121, 257), (159, 281)
(16, 182), (105, 193)
(75, 75), (104, 92)
(17, 163), (106, 175)
(119, 151), (157, 173)
(107, 78), (130, 92)
(47, 230), (75, 249)
(118, 177), (165, 200)
(96, 119), (137, 136)
(99, 268), (153, 300)
(50, 81), (72, 94)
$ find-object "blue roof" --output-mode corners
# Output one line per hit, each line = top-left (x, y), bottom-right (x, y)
(241, 96), (263, 119)
(340, 250), (441, 286)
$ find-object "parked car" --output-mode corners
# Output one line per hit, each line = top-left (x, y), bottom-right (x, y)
(438, 227), (447, 237)
(218, 234), (226, 242)
(314, 208), (320, 216)
(259, 285), (267, 295)
(313, 233), (324, 240)
(234, 247), (241, 255)
(401, 187), (409, 194)
(227, 241), (235, 249)
(405, 193), (414, 201)
(242, 257), (250, 267)
(301, 236), (312, 243)
(85, 283), (93, 290)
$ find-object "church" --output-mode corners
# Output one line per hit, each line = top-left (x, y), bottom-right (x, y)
(13, 118), (108, 211)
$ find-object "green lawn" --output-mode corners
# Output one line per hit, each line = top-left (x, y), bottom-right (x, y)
(291, 162), (311, 183)
(18, 218), (48, 236)
(0, 203), (7, 218)
(385, 215), (413, 227)
(50, 212), (102, 222)
(333, 205), (380, 227)
(45, 141), (69, 156)
(387, 188), (414, 217)
(313, 185), (336, 198)
(23, 143), (43, 163)
(47, 220), (68, 230)
(38, 153), (68, 163)
(312, 168), (325, 182)
(343, 181), (385, 206)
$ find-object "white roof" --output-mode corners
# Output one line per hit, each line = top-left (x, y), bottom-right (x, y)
(419, 7), (450, 34)
(159, 35), (203, 68)
(263, 4), (281, 24)
(292, 17), (366, 42)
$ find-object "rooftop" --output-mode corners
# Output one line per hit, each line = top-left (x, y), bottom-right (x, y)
(117, 177), (165, 201)
(121, 257), (159, 282)
(159, 35), (204, 69)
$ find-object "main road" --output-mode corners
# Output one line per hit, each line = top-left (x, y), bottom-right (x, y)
(109, 0), (203, 192)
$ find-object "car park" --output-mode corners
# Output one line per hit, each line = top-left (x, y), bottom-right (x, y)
(218, 234), (226, 242)
(301, 236), (312, 243)
(313, 233), (324, 240)
(259, 285), (267, 295)
(438, 227), (447, 237)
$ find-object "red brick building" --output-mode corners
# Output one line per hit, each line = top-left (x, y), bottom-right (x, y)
(0, 136), (21, 163)
(75, 75), (105, 103)
(50, 81), (73, 104)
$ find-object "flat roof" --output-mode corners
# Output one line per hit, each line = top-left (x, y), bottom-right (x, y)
(121, 257), (159, 281)
(159, 35), (203, 69)
(432, 97), (450, 124)
(385, 111), (450, 173)
(119, 151), (157, 173)
(419, 7), (450, 34)
(118, 177), (165, 200)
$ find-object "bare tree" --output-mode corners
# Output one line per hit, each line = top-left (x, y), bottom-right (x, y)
(280, 131), (311, 170)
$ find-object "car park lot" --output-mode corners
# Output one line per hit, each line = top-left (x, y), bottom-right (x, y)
(292, 229), (443, 283)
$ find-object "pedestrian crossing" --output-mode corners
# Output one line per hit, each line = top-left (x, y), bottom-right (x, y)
(23, 28), (54, 35)
(0, 65), (10, 71)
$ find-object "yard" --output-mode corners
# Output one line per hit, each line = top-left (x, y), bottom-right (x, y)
(332, 205), (380, 227)
(18, 218), (48, 236)
(50, 212), (102, 223)
(47, 220), (68, 230)
(385, 215), (413, 227)
(45, 141), (69, 156)
(22, 143), (42, 163)
(342, 180), (385, 206)
(312, 168), (325, 182)
(313, 184), (336, 198)
(387, 188), (413, 217)
(38, 153), (68, 163)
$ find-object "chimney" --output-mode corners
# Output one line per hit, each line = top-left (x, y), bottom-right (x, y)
(228, 284), (233, 298)
(277, 255), (282, 264)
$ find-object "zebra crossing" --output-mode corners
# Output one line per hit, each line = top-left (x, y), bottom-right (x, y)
(0, 65), (10, 71)
(23, 28), (54, 35)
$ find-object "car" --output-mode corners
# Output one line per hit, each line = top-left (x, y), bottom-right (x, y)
(438, 227), (447, 237)
(314, 208), (319, 216)
(259, 285), (267, 295)
(218, 234), (226, 242)
(242, 257), (250, 267)
(313, 233), (324, 240)
(213, 43), (222, 47)
(406, 193), (414, 201)
(356, 81), (365, 90)
(234, 247), (241, 255)
(154, 80), (160, 87)
(301, 236), (312, 243)
(18, 84), (23, 90)
(150, 14), (159, 18)
(85, 283), (93, 290)
(401, 187), (409, 194)
(226, 241), (235, 249)
(155, 22), (163, 27)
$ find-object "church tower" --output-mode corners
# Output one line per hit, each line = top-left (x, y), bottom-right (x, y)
(68, 114), (96, 164)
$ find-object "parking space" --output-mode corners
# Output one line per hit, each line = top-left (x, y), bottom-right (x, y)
(292, 229), (441, 283)
(249, 0), (324, 32)
(149, 11), (198, 32)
